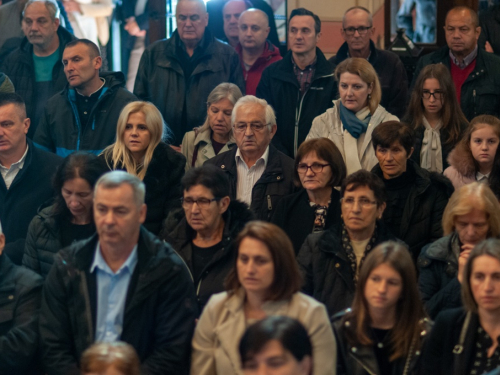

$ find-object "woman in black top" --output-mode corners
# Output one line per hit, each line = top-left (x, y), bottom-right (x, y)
(272, 138), (346, 254)
(22, 152), (108, 277)
(333, 241), (430, 375)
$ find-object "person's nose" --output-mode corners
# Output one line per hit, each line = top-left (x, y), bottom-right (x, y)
(67, 196), (80, 209)
(484, 276), (494, 292)
(378, 280), (388, 293)
(305, 166), (315, 176)
(103, 210), (115, 225)
(353, 29), (361, 37)
(481, 141), (489, 150)
(428, 93), (436, 103)
(244, 124), (254, 137)
(190, 201), (201, 214)
(215, 111), (225, 122)
(351, 199), (362, 212)
(385, 151), (394, 161)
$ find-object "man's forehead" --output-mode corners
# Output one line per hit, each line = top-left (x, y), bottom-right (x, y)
(224, 1), (247, 15)
(446, 10), (474, 26)
(0, 103), (25, 121)
(63, 45), (90, 59)
(236, 103), (266, 120)
(239, 10), (268, 26)
(177, 1), (205, 16)
(289, 15), (314, 28)
(344, 9), (371, 26)
(95, 185), (135, 203)
(24, 2), (51, 18)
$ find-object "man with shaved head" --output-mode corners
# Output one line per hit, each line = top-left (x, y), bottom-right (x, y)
(331, 6), (408, 118)
(236, 8), (281, 95)
(412, 6), (500, 121)
(134, 0), (245, 146)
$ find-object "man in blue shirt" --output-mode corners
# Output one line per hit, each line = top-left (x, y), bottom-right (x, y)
(39, 171), (198, 375)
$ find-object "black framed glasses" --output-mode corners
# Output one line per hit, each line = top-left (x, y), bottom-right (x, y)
(181, 197), (220, 209)
(343, 26), (372, 36)
(297, 163), (330, 174)
(422, 90), (444, 100)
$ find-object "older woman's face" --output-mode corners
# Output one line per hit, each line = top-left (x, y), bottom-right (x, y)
(375, 142), (411, 179)
(297, 151), (332, 192)
(339, 72), (372, 113)
(183, 184), (227, 235)
(124, 111), (151, 160)
(207, 98), (234, 139)
(62, 177), (93, 222)
(341, 184), (385, 238)
(470, 255), (500, 313)
(455, 208), (489, 246)
(237, 237), (274, 297)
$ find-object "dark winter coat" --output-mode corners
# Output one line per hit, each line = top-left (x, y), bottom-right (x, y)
(101, 142), (185, 235)
(0, 139), (62, 265)
(160, 200), (254, 313)
(412, 45), (500, 121)
(271, 188), (341, 255)
(206, 145), (296, 221)
(420, 308), (483, 375)
(133, 29), (245, 145)
(0, 26), (76, 137)
(332, 309), (432, 375)
(0, 253), (43, 375)
(297, 222), (397, 316)
(417, 233), (462, 319)
(479, 5), (500, 57)
(34, 71), (137, 157)
(331, 41), (408, 118)
(372, 159), (453, 261)
(256, 48), (338, 157)
(39, 227), (198, 375)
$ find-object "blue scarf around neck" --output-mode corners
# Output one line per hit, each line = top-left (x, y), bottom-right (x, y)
(339, 101), (371, 139)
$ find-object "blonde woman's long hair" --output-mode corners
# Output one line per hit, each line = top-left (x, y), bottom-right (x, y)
(102, 101), (167, 180)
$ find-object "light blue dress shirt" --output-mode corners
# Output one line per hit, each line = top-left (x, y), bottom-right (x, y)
(90, 243), (138, 342)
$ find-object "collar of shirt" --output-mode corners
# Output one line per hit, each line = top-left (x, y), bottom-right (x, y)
(346, 51), (371, 60)
(0, 143), (29, 171)
(76, 78), (106, 97)
(476, 171), (490, 181)
(235, 145), (270, 169)
(177, 33), (205, 55)
(291, 54), (317, 73)
(449, 45), (478, 69)
(90, 242), (139, 276)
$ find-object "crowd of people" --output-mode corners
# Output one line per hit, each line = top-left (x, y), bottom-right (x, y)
(3, 0), (500, 374)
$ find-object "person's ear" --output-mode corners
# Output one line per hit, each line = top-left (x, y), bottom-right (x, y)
(23, 118), (30, 134)
(219, 196), (230, 214)
(269, 124), (277, 139)
(139, 203), (147, 224)
(298, 355), (313, 375)
(378, 202), (387, 218)
(408, 147), (414, 159)
(0, 234), (5, 256)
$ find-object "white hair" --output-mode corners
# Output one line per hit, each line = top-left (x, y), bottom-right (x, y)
(231, 95), (276, 130)
(94, 171), (146, 207)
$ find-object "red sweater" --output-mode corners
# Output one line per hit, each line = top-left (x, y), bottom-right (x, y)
(237, 41), (282, 95)
(450, 57), (476, 105)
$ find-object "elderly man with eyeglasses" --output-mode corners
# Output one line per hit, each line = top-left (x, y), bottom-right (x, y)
(206, 95), (296, 221)
(330, 6), (409, 118)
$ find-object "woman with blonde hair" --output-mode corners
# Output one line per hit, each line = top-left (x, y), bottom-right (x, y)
(80, 341), (140, 375)
(307, 57), (398, 175)
(101, 101), (185, 234)
(444, 114), (500, 189)
(333, 241), (430, 375)
(418, 182), (500, 319)
(403, 64), (468, 172)
(181, 83), (242, 170)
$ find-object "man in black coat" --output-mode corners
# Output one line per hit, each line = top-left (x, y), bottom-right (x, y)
(1, 0), (77, 137)
(39, 171), (198, 375)
(412, 6), (500, 121)
(256, 8), (337, 157)
(331, 6), (408, 118)
(0, 93), (62, 265)
(0, 222), (43, 374)
(206, 95), (295, 221)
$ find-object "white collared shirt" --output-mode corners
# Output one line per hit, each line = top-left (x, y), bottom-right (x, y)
(235, 146), (269, 205)
(0, 144), (29, 189)
(476, 171), (490, 182)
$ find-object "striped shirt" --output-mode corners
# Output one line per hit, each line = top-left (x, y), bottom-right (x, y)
(235, 146), (269, 205)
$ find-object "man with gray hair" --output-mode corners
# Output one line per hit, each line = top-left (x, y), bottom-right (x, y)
(207, 95), (295, 220)
(331, 6), (408, 118)
(40, 170), (198, 375)
(134, 0), (245, 146)
(1, 0), (76, 137)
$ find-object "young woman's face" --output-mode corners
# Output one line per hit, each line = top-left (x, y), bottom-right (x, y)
(237, 237), (275, 297)
(470, 255), (500, 314)
(123, 111), (151, 161)
(469, 124), (500, 170)
(364, 263), (403, 313)
(242, 340), (312, 375)
(422, 78), (444, 116)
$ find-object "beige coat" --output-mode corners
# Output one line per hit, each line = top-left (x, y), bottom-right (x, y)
(181, 129), (236, 171)
(307, 99), (398, 174)
(190, 290), (336, 375)
(67, 0), (114, 46)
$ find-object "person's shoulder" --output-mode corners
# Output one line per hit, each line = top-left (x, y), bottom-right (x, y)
(293, 291), (328, 310)
(31, 145), (63, 165)
(434, 307), (468, 326)
(7, 256), (43, 289)
(211, 37), (237, 55)
(206, 147), (236, 166)
(421, 234), (452, 259)
(153, 142), (186, 164)
(374, 47), (403, 65)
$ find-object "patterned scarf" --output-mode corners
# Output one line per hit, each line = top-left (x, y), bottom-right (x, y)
(310, 200), (330, 233)
(342, 223), (378, 284)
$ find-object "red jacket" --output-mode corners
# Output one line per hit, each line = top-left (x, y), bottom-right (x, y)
(236, 41), (282, 95)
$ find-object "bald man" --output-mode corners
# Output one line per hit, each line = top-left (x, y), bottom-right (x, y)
(331, 6), (408, 118)
(412, 6), (500, 121)
(236, 9), (281, 95)
(134, 0), (245, 145)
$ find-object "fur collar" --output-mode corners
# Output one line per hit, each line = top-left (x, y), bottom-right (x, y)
(446, 142), (476, 179)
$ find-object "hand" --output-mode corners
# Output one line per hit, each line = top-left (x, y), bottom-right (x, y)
(63, 0), (82, 13)
(485, 41), (495, 53)
(457, 247), (473, 283)
(125, 17), (147, 37)
(170, 145), (182, 153)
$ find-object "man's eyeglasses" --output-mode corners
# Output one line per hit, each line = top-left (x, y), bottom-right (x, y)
(340, 197), (377, 208)
(422, 90), (444, 100)
(297, 163), (330, 174)
(343, 26), (372, 36)
(233, 122), (269, 133)
(181, 197), (220, 208)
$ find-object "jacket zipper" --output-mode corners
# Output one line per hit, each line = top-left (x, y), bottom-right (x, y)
(170, 245), (194, 282)
(267, 195), (272, 211)
(473, 89), (476, 117)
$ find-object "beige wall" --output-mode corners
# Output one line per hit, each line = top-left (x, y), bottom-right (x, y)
(286, 0), (386, 58)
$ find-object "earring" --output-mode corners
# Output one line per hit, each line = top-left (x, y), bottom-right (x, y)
(368, 94), (372, 100)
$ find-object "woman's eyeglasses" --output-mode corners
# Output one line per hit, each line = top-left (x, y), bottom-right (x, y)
(422, 90), (444, 100)
(297, 163), (330, 174)
(181, 197), (220, 208)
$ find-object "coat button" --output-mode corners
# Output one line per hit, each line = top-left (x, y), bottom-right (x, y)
(277, 176), (281, 180)
(351, 347), (357, 353)
(221, 165), (225, 169)
(335, 263), (340, 268)
(8, 295), (13, 300)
